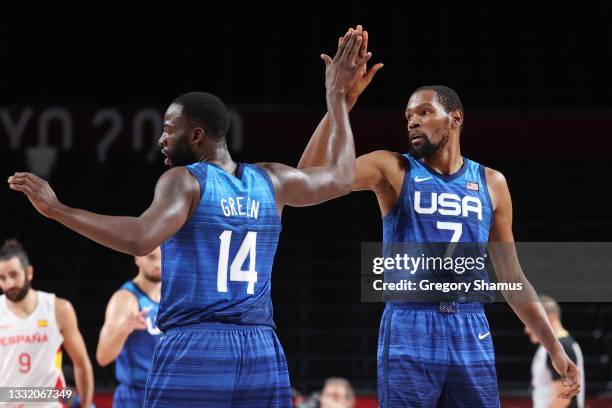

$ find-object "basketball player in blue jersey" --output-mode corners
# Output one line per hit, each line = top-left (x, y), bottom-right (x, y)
(8, 28), (370, 407)
(298, 26), (580, 408)
(96, 247), (162, 407)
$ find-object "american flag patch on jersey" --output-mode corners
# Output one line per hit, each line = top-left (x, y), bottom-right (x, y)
(466, 181), (479, 191)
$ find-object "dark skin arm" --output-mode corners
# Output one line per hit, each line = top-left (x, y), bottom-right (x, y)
(352, 150), (406, 214)
(8, 167), (198, 256)
(298, 25), (383, 170)
(486, 168), (579, 400)
(259, 28), (370, 213)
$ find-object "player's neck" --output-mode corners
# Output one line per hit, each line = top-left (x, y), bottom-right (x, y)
(199, 142), (237, 175)
(421, 146), (463, 176)
(6, 289), (38, 318)
(133, 275), (161, 303)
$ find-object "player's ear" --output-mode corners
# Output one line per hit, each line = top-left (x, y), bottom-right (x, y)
(452, 110), (463, 129)
(191, 127), (205, 145)
(26, 265), (33, 282)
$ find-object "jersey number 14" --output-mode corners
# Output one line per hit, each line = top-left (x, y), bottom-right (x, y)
(217, 230), (257, 295)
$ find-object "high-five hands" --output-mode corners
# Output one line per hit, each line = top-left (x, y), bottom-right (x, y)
(321, 27), (373, 95)
(338, 25), (384, 106)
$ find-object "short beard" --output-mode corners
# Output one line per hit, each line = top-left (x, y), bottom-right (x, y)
(6, 281), (31, 302)
(143, 272), (162, 284)
(168, 132), (197, 167)
(410, 132), (449, 160)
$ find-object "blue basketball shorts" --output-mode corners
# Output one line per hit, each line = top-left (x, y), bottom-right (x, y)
(144, 322), (291, 407)
(377, 302), (500, 408)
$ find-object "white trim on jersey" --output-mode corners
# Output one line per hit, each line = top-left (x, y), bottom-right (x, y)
(0, 291), (65, 408)
(572, 342), (586, 408)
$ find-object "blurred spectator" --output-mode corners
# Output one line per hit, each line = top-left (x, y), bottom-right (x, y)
(296, 377), (355, 408)
(320, 377), (355, 408)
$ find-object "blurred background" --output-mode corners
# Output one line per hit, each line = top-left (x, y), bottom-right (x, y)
(2, 2), (612, 407)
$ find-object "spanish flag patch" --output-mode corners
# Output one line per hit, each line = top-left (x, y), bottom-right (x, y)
(37, 319), (48, 327)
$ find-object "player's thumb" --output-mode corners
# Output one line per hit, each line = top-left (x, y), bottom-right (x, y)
(320, 54), (332, 66)
(366, 63), (384, 80)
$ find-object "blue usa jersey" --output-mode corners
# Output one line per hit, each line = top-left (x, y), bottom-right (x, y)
(384, 154), (493, 242)
(383, 154), (494, 302)
(157, 162), (281, 331)
(115, 281), (161, 388)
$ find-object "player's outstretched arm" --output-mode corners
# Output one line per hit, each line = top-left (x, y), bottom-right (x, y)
(259, 28), (368, 209)
(298, 25), (382, 169)
(96, 290), (147, 366)
(56, 298), (94, 407)
(353, 150), (404, 192)
(486, 168), (580, 400)
(8, 167), (198, 255)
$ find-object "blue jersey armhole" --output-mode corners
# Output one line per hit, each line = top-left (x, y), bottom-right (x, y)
(252, 164), (282, 221)
(130, 281), (160, 306)
(120, 281), (136, 293)
(119, 282), (142, 310)
(382, 154), (411, 221)
(185, 163), (208, 199)
(479, 164), (494, 228)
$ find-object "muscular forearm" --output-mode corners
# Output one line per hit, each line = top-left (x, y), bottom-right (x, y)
(298, 95), (357, 169)
(322, 91), (356, 188)
(506, 288), (563, 354)
(9, 167), (191, 256)
(51, 204), (146, 255)
(297, 113), (331, 169)
(490, 244), (563, 354)
(96, 325), (131, 366)
(73, 360), (94, 407)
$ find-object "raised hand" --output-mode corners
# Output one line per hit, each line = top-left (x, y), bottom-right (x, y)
(321, 28), (372, 95)
(8, 172), (61, 218)
(340, 25), (384, 107)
